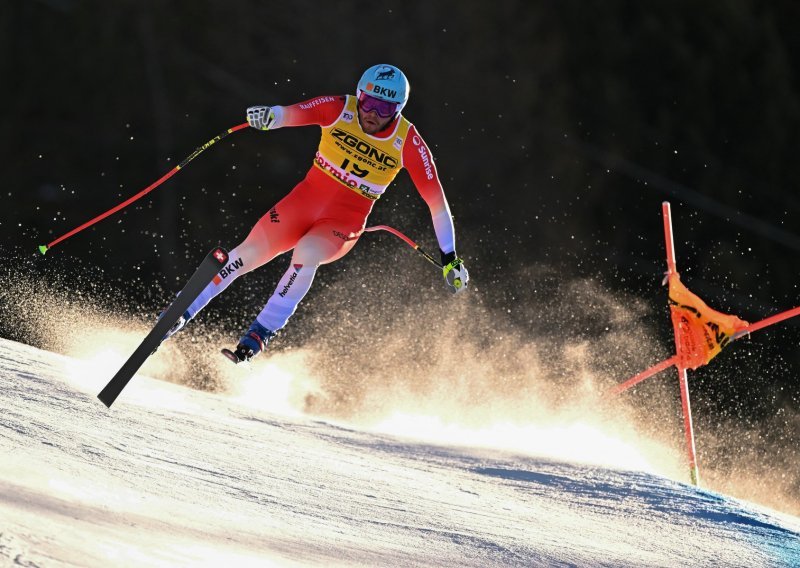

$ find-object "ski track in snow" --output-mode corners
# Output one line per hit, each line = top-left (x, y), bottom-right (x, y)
(0, 337), (798, 567)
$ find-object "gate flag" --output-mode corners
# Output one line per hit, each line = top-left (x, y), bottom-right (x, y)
(668, 273), (749, 370)
(610, 201), (800, 487)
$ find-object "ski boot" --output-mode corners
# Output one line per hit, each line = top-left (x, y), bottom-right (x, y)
(158, 309), (193, 344)
(149, 310), (192, 356)
(222, 321), (277, 364)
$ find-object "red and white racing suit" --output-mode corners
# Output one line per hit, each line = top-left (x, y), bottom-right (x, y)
(187, 95), (457, 333)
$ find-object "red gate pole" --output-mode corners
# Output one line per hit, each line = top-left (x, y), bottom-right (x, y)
(663, 202), (701, 486)
(733, 305), (800, 340)
(677, 366), (700, 485)
(606, 355), (678, 396)
(663, 202), (677, 277)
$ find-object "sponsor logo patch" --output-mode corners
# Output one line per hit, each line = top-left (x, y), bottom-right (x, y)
(370, 85), (397, 99)
(330, 128), (398, 168)
(279, 265), (304, 297)
(332, 230), (358, 241)
(213, 258), (244, 285)
(374, 66), (396, 81)
(298, 96), (335, 110)
(412, 135), (434, 180)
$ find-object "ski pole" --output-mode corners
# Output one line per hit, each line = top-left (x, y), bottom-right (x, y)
(364, 225), (442, 268)
(38, 122), (250, 255)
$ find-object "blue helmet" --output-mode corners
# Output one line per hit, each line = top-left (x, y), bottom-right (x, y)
(356, 64), (410, 112)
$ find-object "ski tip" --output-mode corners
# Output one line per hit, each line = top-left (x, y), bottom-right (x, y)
(221, 348), (242, 364)
(38, 245), (48, 255)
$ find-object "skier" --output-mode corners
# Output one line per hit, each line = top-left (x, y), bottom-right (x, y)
(166, 64), (469, 363)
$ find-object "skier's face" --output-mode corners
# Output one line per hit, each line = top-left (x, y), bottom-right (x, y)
(357, 104), (393, 134)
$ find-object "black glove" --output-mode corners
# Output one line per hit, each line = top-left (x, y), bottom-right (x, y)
(441, 250), (469, 294)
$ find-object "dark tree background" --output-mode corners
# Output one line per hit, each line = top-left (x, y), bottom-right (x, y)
(2, 0), (799, 508)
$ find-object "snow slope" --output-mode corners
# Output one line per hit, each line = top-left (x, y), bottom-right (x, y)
(1, 337), (798, 567)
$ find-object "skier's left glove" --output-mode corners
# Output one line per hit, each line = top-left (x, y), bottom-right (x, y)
(247, 106), (277, 131)
(441, 251), (469, 294)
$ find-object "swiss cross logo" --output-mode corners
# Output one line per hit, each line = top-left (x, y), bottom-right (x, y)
(213, 249), (227, 263)
(293, 264), (303, 272)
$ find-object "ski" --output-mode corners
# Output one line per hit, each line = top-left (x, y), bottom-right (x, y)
(97, 247), (229, 408)
(221, 348), (245, 364)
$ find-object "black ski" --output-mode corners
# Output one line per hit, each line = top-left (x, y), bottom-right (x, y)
(97, 247), (229, 408)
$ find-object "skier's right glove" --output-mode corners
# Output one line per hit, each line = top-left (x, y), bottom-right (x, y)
(247, 106), (276, 131)
(441, 251), (469, 294)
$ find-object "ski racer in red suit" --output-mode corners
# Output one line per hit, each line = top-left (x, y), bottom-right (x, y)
(166, 64), (469, 363)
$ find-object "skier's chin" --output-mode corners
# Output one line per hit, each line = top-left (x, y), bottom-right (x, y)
(362, 121), (380, 134)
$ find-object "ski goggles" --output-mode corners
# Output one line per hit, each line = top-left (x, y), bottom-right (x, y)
(357, 91), (399, 118)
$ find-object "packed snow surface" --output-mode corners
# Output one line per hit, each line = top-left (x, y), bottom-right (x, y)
(1, 337), (798, 567)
